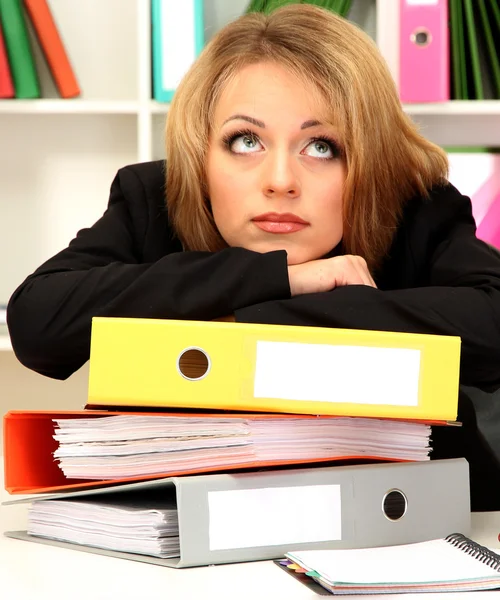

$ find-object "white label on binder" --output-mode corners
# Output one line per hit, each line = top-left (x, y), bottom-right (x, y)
(208, 484), (341, 550)
(254, 342), (421, 406)
(160, 2), (197, 90)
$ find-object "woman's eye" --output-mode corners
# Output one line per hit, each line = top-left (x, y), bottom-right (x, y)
(231, 134), (262, 154)
(303, 139), (334, 159)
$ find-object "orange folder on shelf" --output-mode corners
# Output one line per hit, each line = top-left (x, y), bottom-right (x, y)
(0, 21), (14, 98)
(23, 0), (80, 98)
(3, 409), (438, 495)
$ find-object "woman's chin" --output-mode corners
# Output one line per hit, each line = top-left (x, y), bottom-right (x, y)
(240, 240), (337, 265)
(286, 254), (318, 266)
(284, 248), (328, 266)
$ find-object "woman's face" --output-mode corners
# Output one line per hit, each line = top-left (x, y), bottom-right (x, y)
(206, 62), (345, 266)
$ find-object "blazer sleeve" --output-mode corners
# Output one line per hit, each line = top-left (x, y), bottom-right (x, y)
(235, 188), (500, 390)
(7, 166), (290, 380)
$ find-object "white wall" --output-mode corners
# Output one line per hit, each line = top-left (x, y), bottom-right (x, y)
(0, 0), (376, 450)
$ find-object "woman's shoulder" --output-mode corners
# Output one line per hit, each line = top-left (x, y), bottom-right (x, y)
(110, 160), (178, 259)
(379, 182), (476, 288)
(405, 180), (473, 221)
(111, 158), (168, 221)
(399, 181), (475, 241)
(113, 159), (166, 205)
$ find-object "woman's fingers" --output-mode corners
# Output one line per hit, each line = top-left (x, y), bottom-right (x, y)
(288, 254), (377, 297)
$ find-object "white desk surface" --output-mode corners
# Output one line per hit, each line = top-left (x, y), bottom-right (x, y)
(3, 462), (500, 600)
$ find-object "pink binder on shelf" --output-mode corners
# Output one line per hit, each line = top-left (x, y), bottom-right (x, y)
(399, 0), (449, 103)
(448, 151), (500, 249)
(476, 192), (500, 250)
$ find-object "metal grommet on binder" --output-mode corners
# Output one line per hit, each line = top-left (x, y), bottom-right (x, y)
(382, 488), (408, 521)
(177, 347), (211, 381)
(411, 27), (432, 47)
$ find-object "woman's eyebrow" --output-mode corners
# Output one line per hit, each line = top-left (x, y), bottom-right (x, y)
(222, 114), (324, 130)
(300, 119), (322, 129)
(222, 114), (265, 128)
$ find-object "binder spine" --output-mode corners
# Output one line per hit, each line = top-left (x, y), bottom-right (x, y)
(0, 20), (14, 97)
(446, 533), (500, 570)
(399, 0), (450, 103)
(0, 0), (40, 98)
(23, 0), (81, 98)
(151, 0), (204, 103)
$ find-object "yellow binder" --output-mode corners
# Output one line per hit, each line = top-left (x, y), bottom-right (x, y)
(87, 317), (461, 421)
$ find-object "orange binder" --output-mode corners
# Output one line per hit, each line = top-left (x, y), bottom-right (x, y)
(2, 410), (439, 495)
(23, 0), (80, 98)
(0, 20), (14, 98)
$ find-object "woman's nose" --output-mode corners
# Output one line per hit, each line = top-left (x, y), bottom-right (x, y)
(262, 151), (300, 199)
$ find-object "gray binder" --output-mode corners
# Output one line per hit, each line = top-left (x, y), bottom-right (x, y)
(4, 458), (470, 568)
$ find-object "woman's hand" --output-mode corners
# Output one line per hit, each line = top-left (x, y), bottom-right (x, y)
(288, 255), (377, 297)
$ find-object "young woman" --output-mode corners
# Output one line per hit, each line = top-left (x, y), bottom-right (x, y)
(7, 5), (500, 508)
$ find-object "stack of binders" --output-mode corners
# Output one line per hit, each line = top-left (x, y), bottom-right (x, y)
(3, 317), (470, 568)
(0, 0), (80, 99)
(387, 0), (500, 103)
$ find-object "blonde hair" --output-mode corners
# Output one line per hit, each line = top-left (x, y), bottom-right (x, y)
(165, 4), (448, 271)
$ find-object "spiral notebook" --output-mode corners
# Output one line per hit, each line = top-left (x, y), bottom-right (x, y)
(283, 534), (500, 595)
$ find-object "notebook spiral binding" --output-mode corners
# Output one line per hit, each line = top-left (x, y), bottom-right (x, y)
(446, 533), (500, 571)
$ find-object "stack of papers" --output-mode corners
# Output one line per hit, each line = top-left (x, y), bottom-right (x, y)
(52, 414), (432, 480)
(28, 489), (179, 558)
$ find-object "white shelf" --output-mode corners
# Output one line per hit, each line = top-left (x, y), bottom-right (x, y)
(405, 101), (500, 117)
(0, 2), (499, 354)
(0, 100), (141, 115)
(150, 101), (170, 114)
(2, 100), (498, 119)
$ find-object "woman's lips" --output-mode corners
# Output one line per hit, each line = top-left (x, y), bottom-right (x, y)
(252, 213), (309, 234)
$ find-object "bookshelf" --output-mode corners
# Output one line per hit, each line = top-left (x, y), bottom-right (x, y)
(406, 101), (500, 116)
(0, 0), (499, 427)
(0, 100), (142, 113)
(405, 101), (500, 147)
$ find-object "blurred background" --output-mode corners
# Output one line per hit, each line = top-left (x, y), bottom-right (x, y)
(0, 0), (499, 448)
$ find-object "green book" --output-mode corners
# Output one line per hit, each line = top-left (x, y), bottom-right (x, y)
(246, 0), (352, 16)
(0, 0), (40, 98)
(246, 0), (267, 11)
(246, 0), (298, 13)
(477, 0), (500, 98)
(308, 0), (349, 13)
(304, 0), (336, 8)
(450, 0), (467, 99)
(491, 0), (500, 30)
(337, 0), (353, 17)
(463, 0), (484, 99)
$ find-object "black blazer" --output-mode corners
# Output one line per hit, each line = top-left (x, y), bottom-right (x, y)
(8, 159), (500, 384)
(7, 159), (500, 510)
